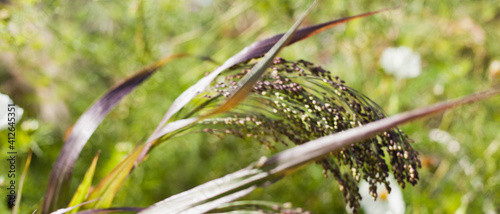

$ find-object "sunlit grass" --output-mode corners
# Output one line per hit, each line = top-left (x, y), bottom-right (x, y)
(0, 0), (499, 213)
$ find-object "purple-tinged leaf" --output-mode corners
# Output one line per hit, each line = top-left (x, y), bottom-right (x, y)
(235, 7), (397, 64)
(42, 54), (186, 214)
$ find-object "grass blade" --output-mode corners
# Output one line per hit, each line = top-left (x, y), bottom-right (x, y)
(67, 152), (100, 214)
(42, 54), (185, 213)
(83, 146), (145, 209)
(237, 7), (397, 63)
(13, 150), (32, 214)
(140, 87), (500, 213)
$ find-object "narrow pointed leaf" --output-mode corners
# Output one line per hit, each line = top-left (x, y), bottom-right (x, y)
(140, 87), (500, 213)
(84, 146), (145, 209)
(43, 54), (186, 213)
(67, 152), (100, 214)
(13, 150), (32, 214)
(234, 7), (397, 63)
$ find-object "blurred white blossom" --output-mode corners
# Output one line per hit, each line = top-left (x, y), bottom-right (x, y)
(429, 129), (460, 154)
(0, 92), (24, 131)
(193, 0), (212, 7)
(433, 84), (444, 95)
(21, 119), (39, 131)
(380, 46), (421, 79)
(115, 141), (133, 153)
(358, 176), (405, 214)
(488, 60), (500, 80)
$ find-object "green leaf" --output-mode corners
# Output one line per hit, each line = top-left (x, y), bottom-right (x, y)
(13, 150), (32, 214)
(83, 146), (144, 209)
(67, 152), (100, 214)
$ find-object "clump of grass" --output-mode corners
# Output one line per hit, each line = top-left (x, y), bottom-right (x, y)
(199, 57), (421, 211)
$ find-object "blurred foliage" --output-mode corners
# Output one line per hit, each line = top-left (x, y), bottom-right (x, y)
(0, 0), (499, 213)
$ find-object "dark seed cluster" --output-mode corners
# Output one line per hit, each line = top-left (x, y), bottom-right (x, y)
(199, 57), (421, 213)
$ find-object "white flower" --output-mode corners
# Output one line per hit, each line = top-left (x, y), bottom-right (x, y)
(0, 92), (24, 131)
(380, 46), (421, 79)
(359, 176), (405, 214)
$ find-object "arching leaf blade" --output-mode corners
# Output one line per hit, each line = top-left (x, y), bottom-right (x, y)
(42, 54), (186, 214)
(239, 7), (397, 63)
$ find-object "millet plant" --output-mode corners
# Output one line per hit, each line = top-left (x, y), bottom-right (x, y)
(7, 1), (499, 214)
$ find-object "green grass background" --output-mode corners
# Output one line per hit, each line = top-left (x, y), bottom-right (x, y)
(1, 0), (499, 213)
